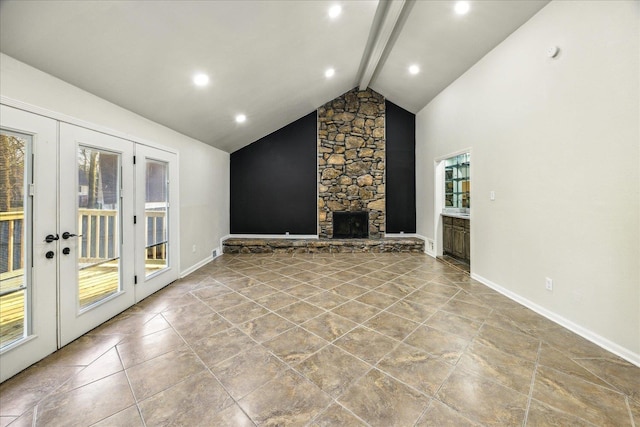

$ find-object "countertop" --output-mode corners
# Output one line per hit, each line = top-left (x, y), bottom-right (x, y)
(441, 212), (470, 220)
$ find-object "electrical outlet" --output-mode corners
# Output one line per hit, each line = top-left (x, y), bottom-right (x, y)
(545, 277), (553, 291)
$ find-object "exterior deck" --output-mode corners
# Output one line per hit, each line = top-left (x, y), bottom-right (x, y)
(0, 265), (119, 346)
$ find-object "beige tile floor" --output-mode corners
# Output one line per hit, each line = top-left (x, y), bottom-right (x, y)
(1, 253), (639, 426)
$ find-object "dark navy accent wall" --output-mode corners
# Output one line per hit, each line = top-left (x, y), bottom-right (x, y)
(230, 111), (317, 234)
(386, 101), (416, 233)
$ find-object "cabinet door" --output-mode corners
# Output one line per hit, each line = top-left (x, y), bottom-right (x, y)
(443, 223), (453, 254)
(453, 227), (465, 258)
(464, 230), (470, 262)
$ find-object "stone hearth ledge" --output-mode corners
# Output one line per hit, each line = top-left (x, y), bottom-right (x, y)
(222, 237), (424, 254)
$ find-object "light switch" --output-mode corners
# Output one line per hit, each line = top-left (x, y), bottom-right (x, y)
(490, 191), (495, 201)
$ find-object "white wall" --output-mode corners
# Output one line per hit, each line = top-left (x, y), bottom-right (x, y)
(416, 1), (639, 362)
(0, 53), (230, 274)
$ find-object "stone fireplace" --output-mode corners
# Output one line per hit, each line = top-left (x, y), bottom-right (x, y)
(318, 88), (385, 238)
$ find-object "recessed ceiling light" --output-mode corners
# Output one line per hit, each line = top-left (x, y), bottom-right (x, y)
(454, 1), (470, 15)
(328, 5), (342, 19)
(193, 73), (209, 86)
(408, 65), (420, 75)
(325, 68), (335, 78)
(235, 114), (247, 124)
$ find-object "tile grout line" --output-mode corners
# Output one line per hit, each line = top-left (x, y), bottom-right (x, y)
(273, 260), (443, 423)
(129, 313), (208, 423)
(413, 399), (435, 427)
(194, 255), (640, 426)
(22, 329), (137, 426)
(522, 341), (543, 427)
(159, 311), (259, 426)
(412, 313), (491, 425)
(188, 260), (468, 378)
(302, 268), (464, 424)
(18, 253), (628, 426)
(30, 405), (37, 427)
(568, 356), (631, 396)
(183, 255), (473, 408)
(118, 342), (149, 427)
(626, 396), (637, 427)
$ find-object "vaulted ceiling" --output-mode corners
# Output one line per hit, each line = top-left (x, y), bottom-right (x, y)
(0, 0), (548, 152)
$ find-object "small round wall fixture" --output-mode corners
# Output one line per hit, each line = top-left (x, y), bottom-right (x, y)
(408, 64), (420, 75)
(325, 68), (335, 78)
(235, 114), (247, 123)
(547, 46), (560, 58)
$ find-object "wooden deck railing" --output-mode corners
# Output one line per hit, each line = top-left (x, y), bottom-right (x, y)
(1, 208), (167, 347)
(145, 209), (167, 262)
(0, 211), (24, 278)
(2, 209), (167, 271)
(1, 211), (26, 346)
(78, 208), (118, 263)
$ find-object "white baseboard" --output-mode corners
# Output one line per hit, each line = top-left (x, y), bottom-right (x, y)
(384, 233), (421, 238)
(220, 234), (231, 253)
(225, 234), (319, 239)
(414, 234), (436, 258)
(180, 255), (213, 278)
(471, 273), (640, 368)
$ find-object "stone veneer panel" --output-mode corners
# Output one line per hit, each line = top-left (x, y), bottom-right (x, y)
(223, 238), (424, 254)
(318, 88), (385, 238)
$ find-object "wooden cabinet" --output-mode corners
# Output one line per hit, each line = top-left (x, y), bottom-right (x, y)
(464, 219), (470, 262)
(442, 215), (470, 264)
(443, 216), (453, 255)
(451, 218), (466, 261)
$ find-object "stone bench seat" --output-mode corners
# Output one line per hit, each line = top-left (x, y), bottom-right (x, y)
(222, 237), (424, 254)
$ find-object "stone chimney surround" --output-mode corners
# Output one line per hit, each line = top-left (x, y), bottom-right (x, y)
(318, 88), (385, 238)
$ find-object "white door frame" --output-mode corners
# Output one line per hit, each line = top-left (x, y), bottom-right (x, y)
(433, 148), (472, 259)
(0, 98), (180, 379)
(58, 123), (136, 346)
(134, 144), (180, 302)
(0, 106), (58, 382)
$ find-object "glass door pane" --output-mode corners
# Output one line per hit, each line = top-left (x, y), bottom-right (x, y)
(1, 105), (57, 382)
(0, 130), (29, 348)
(134, 145), (179, 302)
(443, 152), (470, 211)
(59, 123), (134, 347)
(145, 159), (168, 277)
(77, 147), (121, 310)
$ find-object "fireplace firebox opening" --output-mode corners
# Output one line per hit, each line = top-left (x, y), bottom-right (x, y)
(333, 211), (368, 239)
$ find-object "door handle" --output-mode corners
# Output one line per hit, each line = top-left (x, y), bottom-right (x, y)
(62, 232), (81, 239)
(45, 251), (55, 259)
(45, 234), (59, 243)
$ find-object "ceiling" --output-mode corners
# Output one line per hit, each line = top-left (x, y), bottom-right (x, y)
(0, 0), (549, 153)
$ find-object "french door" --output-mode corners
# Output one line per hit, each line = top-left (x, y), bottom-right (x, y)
(134, 145), (179, 301)
(0, 106), (58, 382)
(58, 124), (135, 346)
(1, 107), (179, 381)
